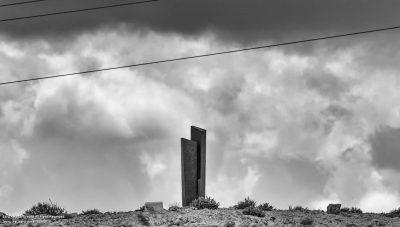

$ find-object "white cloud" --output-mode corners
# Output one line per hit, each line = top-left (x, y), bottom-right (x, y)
(140, 153), (167, 179)
(359, 191), (400, 213)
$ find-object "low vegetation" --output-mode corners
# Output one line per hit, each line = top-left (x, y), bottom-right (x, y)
(24, 200), (66, 216)
(257, 202), (274, 211)
(341, 207), (350, 212)
(190, 196), (220, 210)
(242, 206), (265, 217)
(350, 207), (363, 214)
(341, 207), (363, 214)
(234, 197), (256, 209)
(81, 209), (102, 215)
(386, 207), (400, 218)
(135, 206), (145, 212)
(289, 205), (309, 212)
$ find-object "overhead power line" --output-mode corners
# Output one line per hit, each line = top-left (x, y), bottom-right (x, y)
(1, 25), (400, 86)
(0, 0), (49, 8)
(0, 0), (163, 23)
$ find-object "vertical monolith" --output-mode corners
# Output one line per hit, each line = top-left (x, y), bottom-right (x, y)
(190, 126), (206, 198)
(181, 138), (198, 206)
(181, 126), (206, 207)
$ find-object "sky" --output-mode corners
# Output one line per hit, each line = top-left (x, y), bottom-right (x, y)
(1, 0), (400, 215)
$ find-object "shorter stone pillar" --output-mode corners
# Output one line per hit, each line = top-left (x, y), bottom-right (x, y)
(181, 138), (198, 206)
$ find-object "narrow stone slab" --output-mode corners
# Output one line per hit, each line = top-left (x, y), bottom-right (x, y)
(190, 126), (206, 198)
(181, 138), (198, 206)
(145, 202), (164, 212)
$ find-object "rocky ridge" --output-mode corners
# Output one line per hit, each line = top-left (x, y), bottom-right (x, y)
(1, 207), (400, 227)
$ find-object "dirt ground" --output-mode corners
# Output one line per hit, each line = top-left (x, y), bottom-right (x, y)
(1, 207), (400, 227)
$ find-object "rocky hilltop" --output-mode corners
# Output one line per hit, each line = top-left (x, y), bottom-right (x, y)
(1, 207), (400, 227)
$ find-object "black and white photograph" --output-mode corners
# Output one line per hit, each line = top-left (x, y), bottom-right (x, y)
(1, 0), (400, 226)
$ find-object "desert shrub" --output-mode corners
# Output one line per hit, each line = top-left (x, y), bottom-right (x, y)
(24, 200), (66, 216)
(242, 206), (265, 217)
(386, 207), (400, 218)
(234, 197), (256, 209)
(300, 217), (313, 225)
(257, 202), (274, 211)
(340, 207), (350, 212)
(135, 206), (145, 212)
(341, 206), (362, 214)
(350, 207), (362, 214)
(289, 205), (310, 212)
(190, 196), (219, 209)
(81, 209), (102, 215)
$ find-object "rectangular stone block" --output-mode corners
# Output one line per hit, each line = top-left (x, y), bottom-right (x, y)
(191, 126), (206, 197)
(181, 138), (198, 206)
(145, 202), (164, 212)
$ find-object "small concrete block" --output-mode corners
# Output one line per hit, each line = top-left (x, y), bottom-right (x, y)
(327, 204), (341, 214)
(145, 202), (164, 212)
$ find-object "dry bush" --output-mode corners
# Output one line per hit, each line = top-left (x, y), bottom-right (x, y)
(340, 207), (350, 212)
(258, 202), (274, 211)
(234, 197), (256, 209)
(24, 200), (66, 216)
(350, 207), (362, 214)
(289, 205), (308, 211)
(341, 206), (362, 214)
(135, 205), (145, 212)
(190, 196), (219, 209)
(243, 206), (265, 217)
(386, 207), (400, 218)
(81, 209), (102, 215)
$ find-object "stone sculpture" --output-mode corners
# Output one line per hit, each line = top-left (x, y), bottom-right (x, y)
(181, 126), (206, 206)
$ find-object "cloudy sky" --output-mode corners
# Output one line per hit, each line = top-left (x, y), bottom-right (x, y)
(2, 0), (400, 215)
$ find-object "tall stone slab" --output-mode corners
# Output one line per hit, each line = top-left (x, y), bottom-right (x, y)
(190, 126), (206, 198)
(181, 138), (198, 207)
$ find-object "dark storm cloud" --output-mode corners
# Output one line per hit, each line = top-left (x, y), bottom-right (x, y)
(1, 0), (400, 43)
(370, 126), (400, 171)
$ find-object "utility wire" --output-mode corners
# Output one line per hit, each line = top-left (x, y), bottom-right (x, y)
(0, 0), (50, 8)
(1, 25), (400, 86)
(0, 0), (163, 23)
